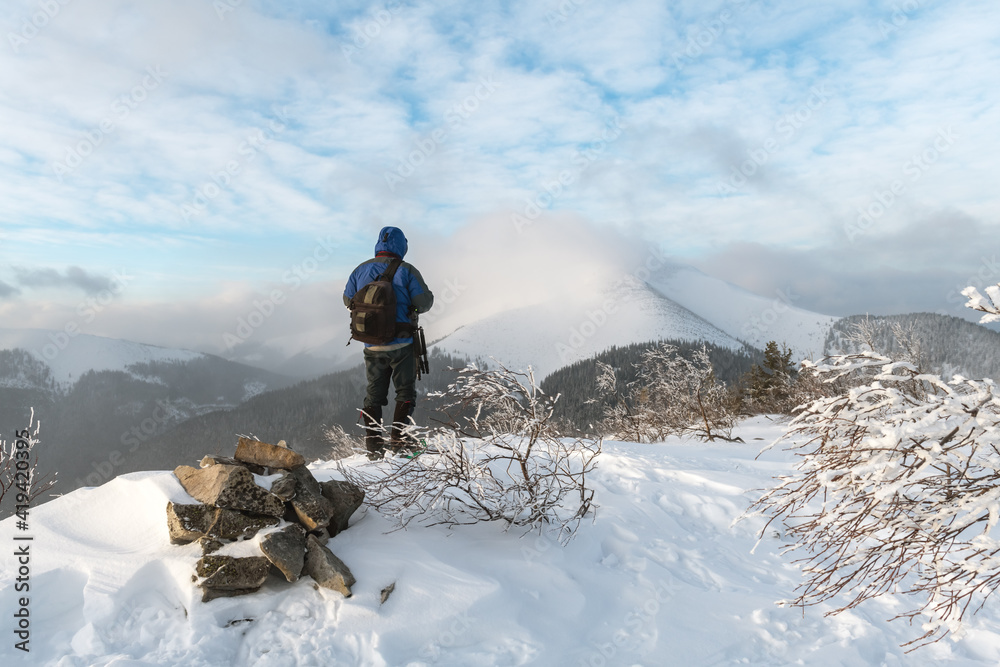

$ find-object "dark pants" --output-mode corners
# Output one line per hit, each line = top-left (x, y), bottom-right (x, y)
(363, 345), (416, 412)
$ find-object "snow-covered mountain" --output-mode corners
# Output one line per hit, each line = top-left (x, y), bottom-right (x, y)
(0, 328), (205, 389)
(3, 417), (999, 665)
(429, 275), (743, 380)
(431, 263), (835, 379)
(216, 261), (838, 380)
(645, 264), (835, 360)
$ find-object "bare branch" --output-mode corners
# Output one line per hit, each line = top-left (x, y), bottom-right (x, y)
(340, 363), (601, 544)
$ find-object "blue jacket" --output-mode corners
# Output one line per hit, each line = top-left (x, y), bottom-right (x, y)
(343, 227), (434, 348)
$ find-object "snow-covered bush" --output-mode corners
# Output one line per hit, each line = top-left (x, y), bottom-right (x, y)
(594, 342), (738, 442)
(323, 423), (361, 460)
(1, 412), (55, 517)
(963, 283), (1000, 323)
(340, 363), (600, 544)
(749, 343), (1000, 648)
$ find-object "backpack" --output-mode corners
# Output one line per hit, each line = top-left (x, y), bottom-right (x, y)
(349, 258), (405, 345)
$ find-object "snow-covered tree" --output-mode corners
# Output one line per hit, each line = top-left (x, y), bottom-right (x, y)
(748, 288), (1000, 648)
(341, 363), (600, 544)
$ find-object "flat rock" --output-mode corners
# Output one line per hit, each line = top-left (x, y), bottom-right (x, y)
(269, 472), (297, 502)
(380, 582), (395, 605)
(200, 455), (267, 475)
(235, 437), (305, 470)
(304, 534), (355, 597)
(208, 508), (279, 541)
(199, 536), (224, 555)
(166, 502), (277, 544)
(196, 555), (271, 600)
(201, 586), (260, 603)
(174, 464), (284, 517)
(289, 466), (334, 532)
(166, 502), (215, 544)
(319, 480), (365, 537)
(259, 524), (307, 582)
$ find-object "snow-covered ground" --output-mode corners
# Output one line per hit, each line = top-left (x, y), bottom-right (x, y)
(3, 417), (1000, 666)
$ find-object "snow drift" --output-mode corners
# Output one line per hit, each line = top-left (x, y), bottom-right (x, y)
(3, 418), (1000, 666)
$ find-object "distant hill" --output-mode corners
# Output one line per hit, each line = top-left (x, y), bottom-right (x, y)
(118, 349), (478, 478)
(825, 313), (1000, 380)
(541, 339), (760, 432)
(0, 327), (206, 389)
(0, 332), (294, 515)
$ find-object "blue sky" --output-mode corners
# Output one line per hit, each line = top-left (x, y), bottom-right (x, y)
(1, 0), (998, 352)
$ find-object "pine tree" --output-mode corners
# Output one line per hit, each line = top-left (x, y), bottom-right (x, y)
(741, 341), (795, 411)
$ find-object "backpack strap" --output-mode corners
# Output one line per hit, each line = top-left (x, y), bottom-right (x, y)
(374, 257), (417, 336)
(377, 257), (403, 282)
(380, 258), (420, 336)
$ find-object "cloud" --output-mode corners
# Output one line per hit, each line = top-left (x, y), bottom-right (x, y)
(691, 211), (1000, 319)
(405, 213), (643, 332)
(0, 280), (20, 299)
(1, 0), (998, 349)
(16, 266), (115, 294)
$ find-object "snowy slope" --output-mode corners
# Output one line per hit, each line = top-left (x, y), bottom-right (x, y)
(429, 276), (749, 380)
(645, 264), (836, 361)
(0, 328), (205, 387)
(3, 417), (1000, 666)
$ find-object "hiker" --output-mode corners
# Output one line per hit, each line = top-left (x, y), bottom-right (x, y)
(344, 226), (434, 459)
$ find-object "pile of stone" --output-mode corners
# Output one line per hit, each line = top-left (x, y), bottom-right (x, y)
(166, 436), (365, 602)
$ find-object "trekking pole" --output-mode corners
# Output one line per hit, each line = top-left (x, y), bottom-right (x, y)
(417, 325), (429, 376)
(411, 310), (430, 380)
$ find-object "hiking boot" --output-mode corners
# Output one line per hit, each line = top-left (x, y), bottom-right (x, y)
(389, 400), (416, 453)
(361, 407), (384, 459)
